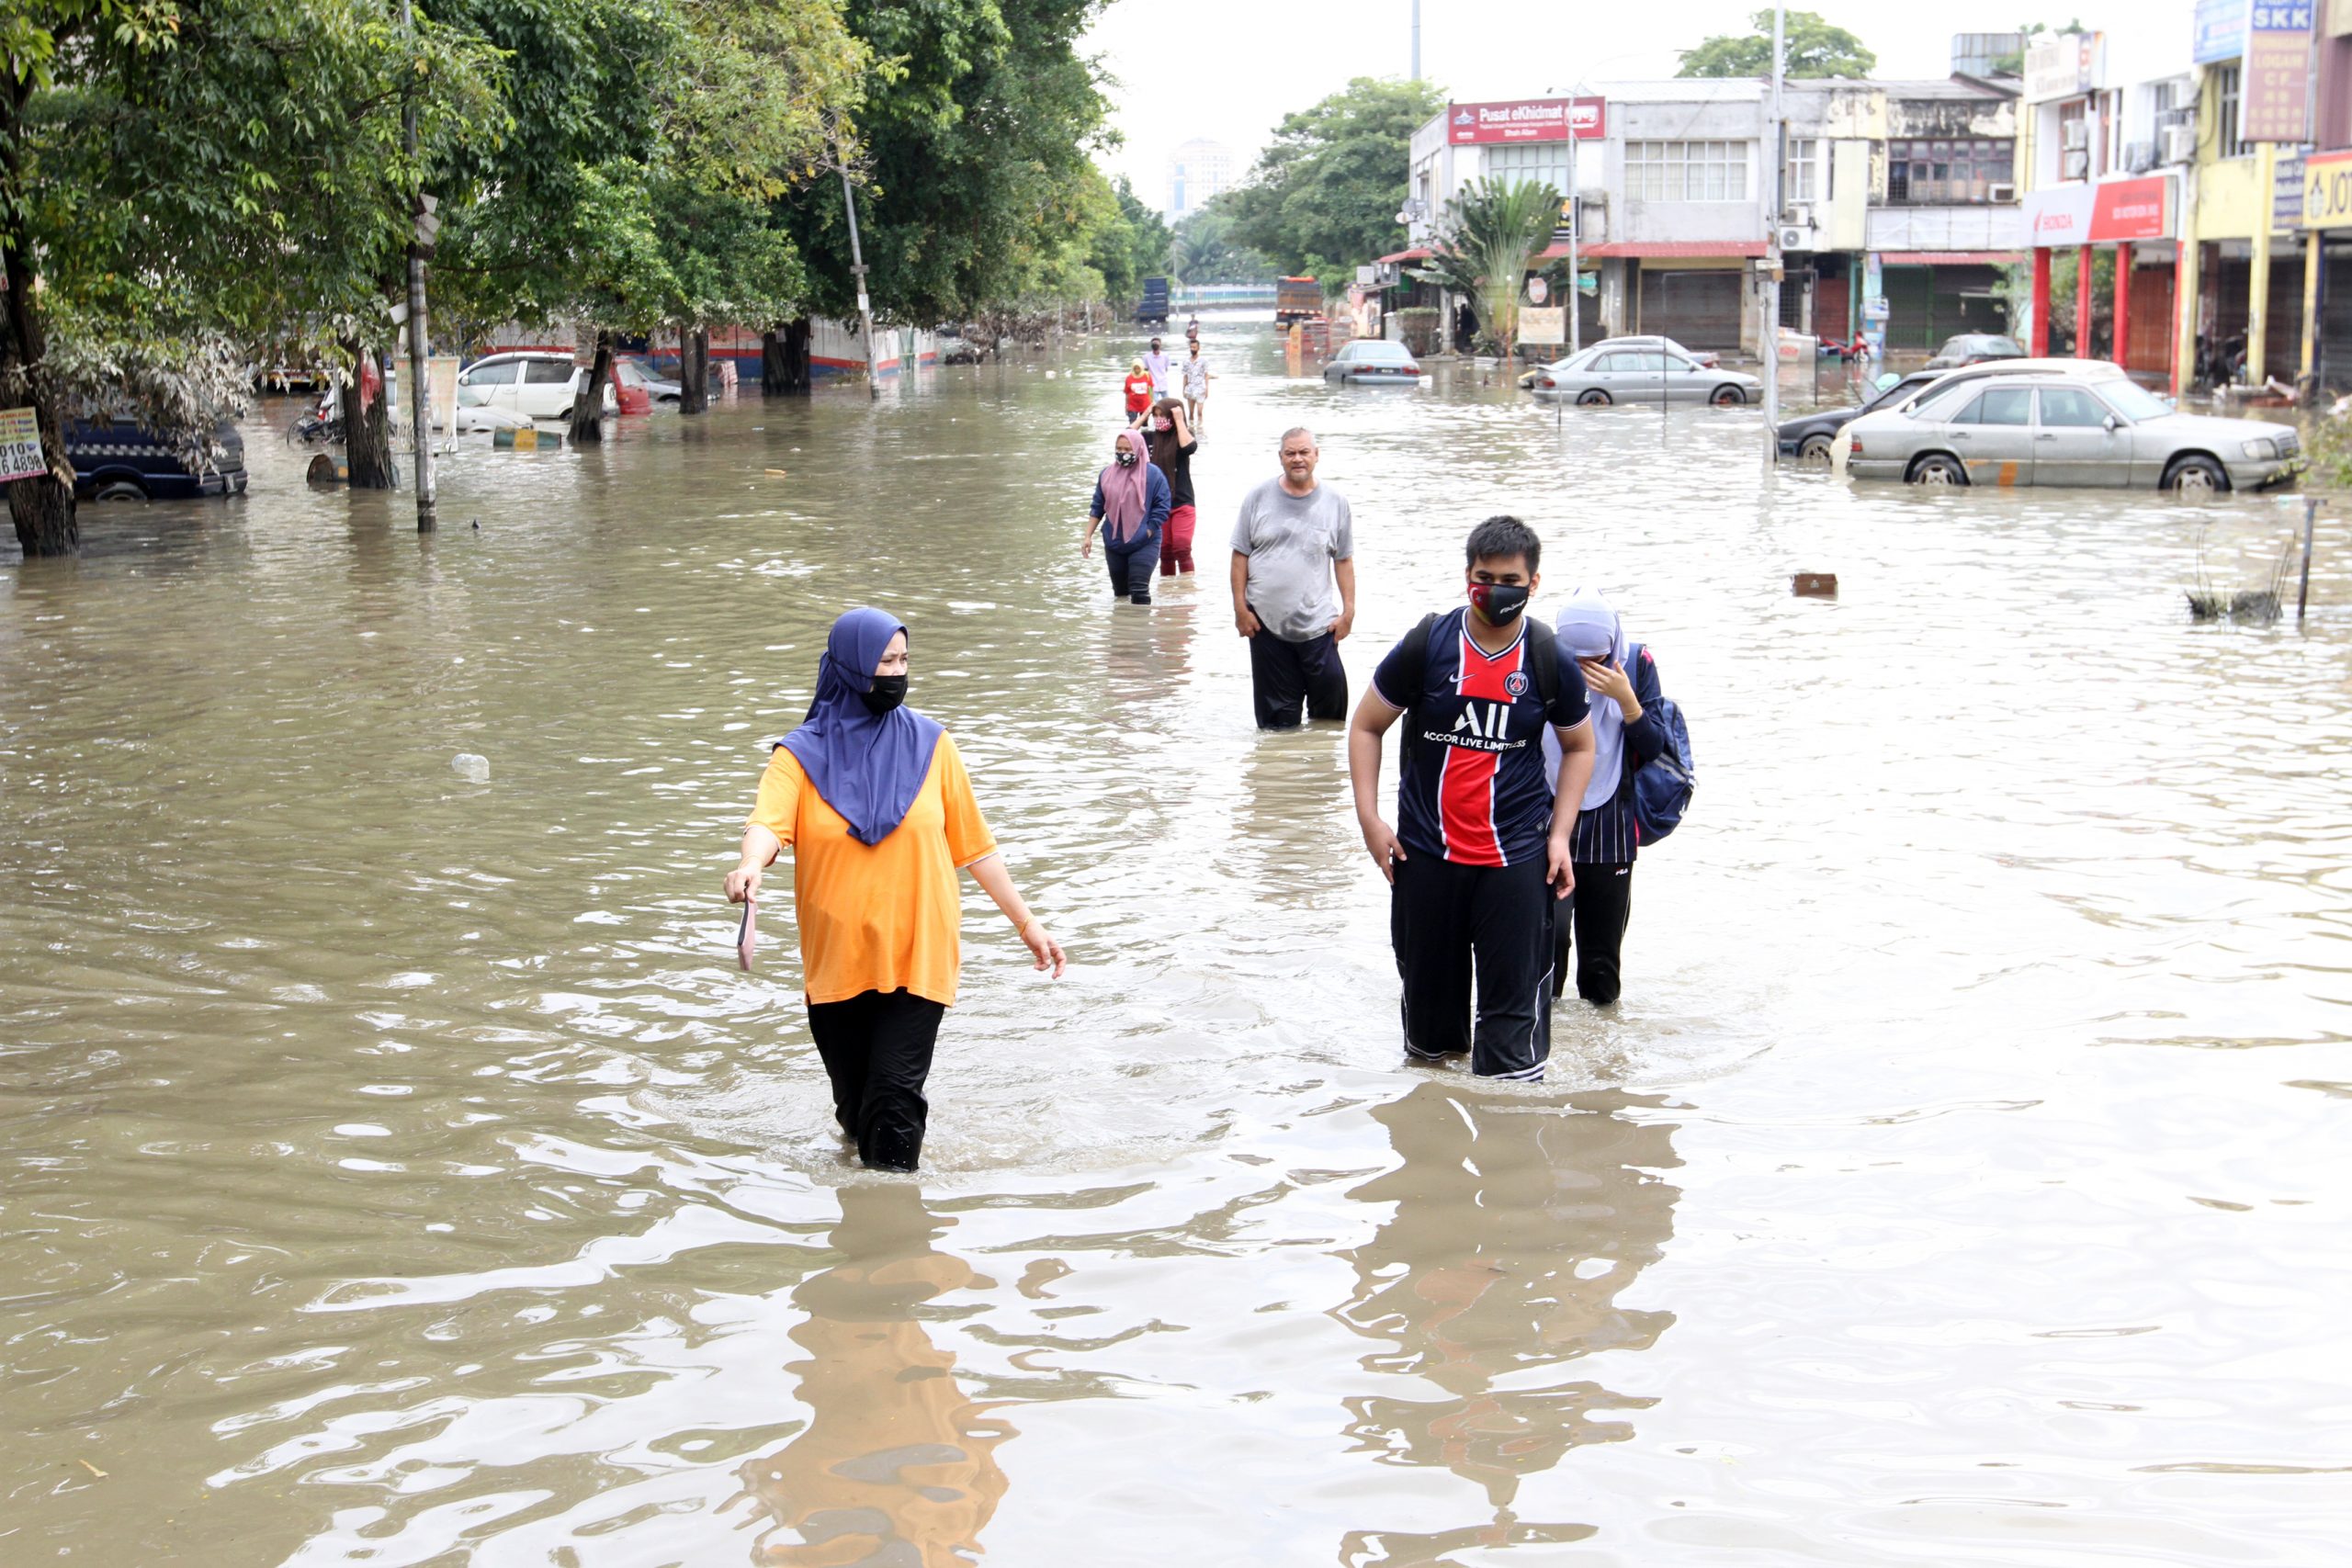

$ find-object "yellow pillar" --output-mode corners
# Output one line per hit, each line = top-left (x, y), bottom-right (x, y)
(2174, 236), (2200, 398)
(2302, 231), (2323, 384)
(2249, 141), (2278, 385)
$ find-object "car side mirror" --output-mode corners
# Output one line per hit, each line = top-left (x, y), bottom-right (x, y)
(2102, 414), (2119, 432)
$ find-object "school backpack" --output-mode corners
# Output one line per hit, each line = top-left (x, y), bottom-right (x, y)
(1621, 641), (1695, 844)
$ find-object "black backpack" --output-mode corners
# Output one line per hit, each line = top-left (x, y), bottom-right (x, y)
(1386, 612), (1561, 763)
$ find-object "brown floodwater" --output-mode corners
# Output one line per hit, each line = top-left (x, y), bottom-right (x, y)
(4, 319), (2347, 1565)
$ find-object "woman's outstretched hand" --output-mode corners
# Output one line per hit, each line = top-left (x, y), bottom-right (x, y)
(1020, 919), (1067, 978)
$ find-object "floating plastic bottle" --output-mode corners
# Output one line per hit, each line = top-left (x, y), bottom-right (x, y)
(452, 753), (491, 783)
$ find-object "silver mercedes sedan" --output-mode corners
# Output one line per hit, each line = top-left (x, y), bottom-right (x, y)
(1531, 340), (1762, 406)
(1840, 362), (2302, 493)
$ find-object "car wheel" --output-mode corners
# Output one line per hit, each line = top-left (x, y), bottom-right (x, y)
(1711, 384), (1747, 406)
(1576, 389), (1611, 406)
(1798, 433), (1835, 464)
(2164, 455), (2229, 495)
(1907, 453), (1968, 486)
(93, 479), (148, 502)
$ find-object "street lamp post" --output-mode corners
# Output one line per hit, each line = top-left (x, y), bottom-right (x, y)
(839, 162), (881, 398)
(1760, 4), (1784, 470)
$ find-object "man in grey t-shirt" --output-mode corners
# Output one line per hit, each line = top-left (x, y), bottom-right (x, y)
(1229, 426), (1356, 729)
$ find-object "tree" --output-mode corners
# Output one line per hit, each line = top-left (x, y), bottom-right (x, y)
(1170, 205), (1273, 287)
(1412, 179), (1561, 358)
(1989, 20), (2085, 77)
(1222, 77), (1445, 283)
(1678, 10), (1876, 79)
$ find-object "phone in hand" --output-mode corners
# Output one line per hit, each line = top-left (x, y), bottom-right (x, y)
(737, 897), (757, 971)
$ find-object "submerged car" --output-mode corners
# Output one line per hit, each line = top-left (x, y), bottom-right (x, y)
(1532, 341), (1760, 406)
(456, 351), (617, 423)
(1842, 362), (2301, 492)
(614, 356), (682, 404)
(69, 417), (248, 502)
(1924, 333), (2026, 371)
(1778, 370), (1943, 461)
(1322, 339), (1423, 385)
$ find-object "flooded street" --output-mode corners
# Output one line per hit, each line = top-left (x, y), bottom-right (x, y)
(4, 318), (2347, 1564)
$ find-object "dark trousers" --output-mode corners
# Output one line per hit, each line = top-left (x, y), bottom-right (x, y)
(1103, 536), (1157, 604)
(1247, 624), (1348, 729)
(1390, 851), (1555, 1081)
(1552, 861), (1634, 1005)
(804, 988), (946, 1170)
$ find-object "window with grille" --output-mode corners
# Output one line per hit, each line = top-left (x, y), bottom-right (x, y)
(2215, 62), (2246, 159)
(1625, 141), (1749, 201)
(1883, 138), (2016, 203)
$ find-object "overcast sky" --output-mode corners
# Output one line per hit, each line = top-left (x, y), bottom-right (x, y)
(1085, 0), (2196, 209)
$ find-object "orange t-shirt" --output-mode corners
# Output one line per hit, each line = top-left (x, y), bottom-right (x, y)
(748, 736), (997, 1007)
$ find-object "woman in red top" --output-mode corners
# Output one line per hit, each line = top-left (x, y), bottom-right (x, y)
(1122, 359), (1153, 423)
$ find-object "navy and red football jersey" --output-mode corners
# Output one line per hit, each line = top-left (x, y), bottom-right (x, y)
(1372, 608), (1590, 866)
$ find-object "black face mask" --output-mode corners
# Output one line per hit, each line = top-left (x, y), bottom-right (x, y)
(1469, 582), (1530, 626)
(1115, 449), (1137, 468)
(860, 674), (908, 716)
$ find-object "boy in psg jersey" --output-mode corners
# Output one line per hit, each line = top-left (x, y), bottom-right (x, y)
(1345, 517), (1596, 1081)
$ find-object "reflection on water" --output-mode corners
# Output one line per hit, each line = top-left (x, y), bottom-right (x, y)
(1334, 1082), (1679, 1562)
(732, 1184), (1011, 1566)
(2, 314), (2347, 1565)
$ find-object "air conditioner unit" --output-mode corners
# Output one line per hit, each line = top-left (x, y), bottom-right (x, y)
(2062, 149), (2090, 180)
(2160, 123), (2195, 164)
(1778, 227), (1810, 252)
(2062, 118), (2089, 150)
(1990, 180), (2018, 202)
(1781, 202), (1814, 227)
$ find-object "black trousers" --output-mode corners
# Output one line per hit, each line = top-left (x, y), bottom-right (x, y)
(1552, 861), (1634, 1005)
(1103, 536), (1156, 604)
(1248, 624), (1348, 729)
(804, 988), (946, 1171)
(1390, 851), (1555, 1080)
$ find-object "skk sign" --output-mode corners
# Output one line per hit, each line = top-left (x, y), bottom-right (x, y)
(1448, 97), (1607, 144)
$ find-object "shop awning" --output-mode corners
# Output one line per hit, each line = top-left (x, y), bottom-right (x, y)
(1379, 240), (1771, 264)
(1879, 250), (2027, 265)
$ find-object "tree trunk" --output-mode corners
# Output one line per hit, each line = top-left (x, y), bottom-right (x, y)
(2, 82), (78, 557)
(569, 332), (613, 444)
(341, 337), (398, 489)
(780, 317), (812, 394)
(681, 327), (708, 415)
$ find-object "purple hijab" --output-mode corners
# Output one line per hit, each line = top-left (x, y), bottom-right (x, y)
(777, 607), (944, 846)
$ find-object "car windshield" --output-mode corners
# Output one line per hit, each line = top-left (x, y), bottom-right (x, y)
(2097, 378), (2173, 421)
(1866, 376), (1934, 411)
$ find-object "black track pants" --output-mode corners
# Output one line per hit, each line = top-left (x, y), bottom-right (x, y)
(1248, 624), (1348, 729)
(1389, 851), (1555, 1081)
(1552, 861), (1634, 1005)
(1103, 536), (1156, 604)
(805, 987), (946, 1171)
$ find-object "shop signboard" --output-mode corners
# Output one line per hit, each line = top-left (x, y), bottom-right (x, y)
(2243, 2), (2314, 142)
(0, 406), (42, 481)
(1517, 306), (1566, 345)
(2023, 183), (2095, 245)
(2299, 146), (2352, 227)
(2088, 175), (2173, 241)
(1446, 97), (1606, 144)
(2274, 144), (2312, 229)
(2193, 0), (2249, 62)
(2023, 31), (2103, 102)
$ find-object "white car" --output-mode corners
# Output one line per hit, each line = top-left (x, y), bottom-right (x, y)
(456, 352), (617, 423)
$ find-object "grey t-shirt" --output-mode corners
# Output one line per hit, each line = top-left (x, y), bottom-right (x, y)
(1230, 478), (1353, 642)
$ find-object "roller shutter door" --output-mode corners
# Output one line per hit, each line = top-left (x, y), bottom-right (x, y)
(1883, 265), (1936, 350)
(1636, 269), (1743, 352)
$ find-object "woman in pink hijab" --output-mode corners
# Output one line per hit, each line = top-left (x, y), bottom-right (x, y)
(1080, 427), (1171, 606)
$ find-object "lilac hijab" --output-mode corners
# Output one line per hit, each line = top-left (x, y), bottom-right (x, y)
(777, 607), (944, 846)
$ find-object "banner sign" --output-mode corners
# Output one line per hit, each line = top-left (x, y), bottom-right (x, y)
(2244, 2), (2315, 142)
(2023, 184), (2094, 245)
(2299, 147), (2352, 227)
(2024, 177), (2174, 245)
(2274, 144), (2313, 228)
(2023, 31), (2102, 101)
(1517, 306), (1566, 345)
(1447, 97), (1606, 144)
(0, 406), (43, 481)
(2193, 0), (2250, 62)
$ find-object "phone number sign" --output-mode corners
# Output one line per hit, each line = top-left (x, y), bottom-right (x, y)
(0, 407), (44, 482)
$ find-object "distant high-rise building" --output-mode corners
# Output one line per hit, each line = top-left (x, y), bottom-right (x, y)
(1167, 139), (1238, 220)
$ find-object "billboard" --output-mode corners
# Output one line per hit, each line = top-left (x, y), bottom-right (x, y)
(2243, 1), (2314, 142)
(2023, 31), (2103, 102)
(1447, 97), (1606, 144)
(0, 407), (41, 481)
(2193, 0), (2250, 62)
(2023, 176), (2175, 246)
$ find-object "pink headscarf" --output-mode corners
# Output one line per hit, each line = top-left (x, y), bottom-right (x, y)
(1098, 429), (1150, 543)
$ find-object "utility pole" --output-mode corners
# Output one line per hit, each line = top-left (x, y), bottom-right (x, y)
(839, 159), (881, 398)
(1566, 98), (1581, 358)
(1411, 0), (1420, 80)
(400, 0), (436, 530)
(1760, 4), (1784, 470)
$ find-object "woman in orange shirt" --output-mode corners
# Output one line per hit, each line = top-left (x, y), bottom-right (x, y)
(726, 607), (1064, 1170)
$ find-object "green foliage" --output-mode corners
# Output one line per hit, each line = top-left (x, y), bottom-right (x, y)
(1996, 249), (2110, 342)
(1411, 178), (1560, 356)
(1169, 205), (1273, 286)
(1990, 20), (2086, 76)
(1221, 76), (1446, 276)
(1085, 175), (1171, 305)
(1677, 9), (1877, 79)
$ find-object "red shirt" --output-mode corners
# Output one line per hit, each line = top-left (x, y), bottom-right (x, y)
(1123, 374), (1153, 413)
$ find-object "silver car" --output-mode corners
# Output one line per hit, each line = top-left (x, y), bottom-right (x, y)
(1532, 341), (1760, 406)
(1323, 339), (1424, 385)
(1842, 363), (2302, 492)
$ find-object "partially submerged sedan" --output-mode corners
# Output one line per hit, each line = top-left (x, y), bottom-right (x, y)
(1532, 341), (1761, 406)
(1841, 363), (2302, 493)
(1322, 339), (1424, 385)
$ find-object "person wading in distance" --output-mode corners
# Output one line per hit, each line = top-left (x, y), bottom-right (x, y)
(727, 608), (1066, 1171)
(1230, 426), (1355, 729)
(1346, 516), (1595, 1082)
(1142, 398), (1199, 578)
